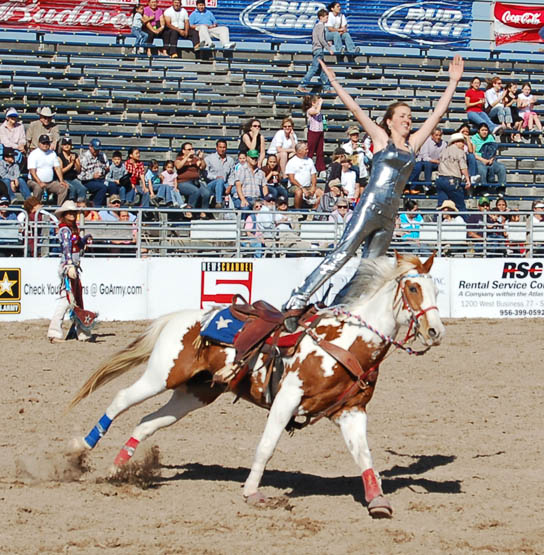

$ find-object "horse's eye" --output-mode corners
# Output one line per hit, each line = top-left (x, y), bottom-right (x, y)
(409, 286), (418, 294)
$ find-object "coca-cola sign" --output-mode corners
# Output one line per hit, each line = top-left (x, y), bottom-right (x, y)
(493, 2), (544, 45)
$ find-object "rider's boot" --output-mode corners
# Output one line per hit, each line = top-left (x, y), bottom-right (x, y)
(283, 290), (308, 332)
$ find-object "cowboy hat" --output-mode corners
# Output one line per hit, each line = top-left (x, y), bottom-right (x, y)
(448, 132), (466, 144)
(438, 200), (458, 211)
(55, 200), (79, 217)
(37, 106), (56, 117)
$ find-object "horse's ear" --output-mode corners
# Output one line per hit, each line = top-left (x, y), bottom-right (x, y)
(394, 250), (403, 264)
(422, 251), (436, 273)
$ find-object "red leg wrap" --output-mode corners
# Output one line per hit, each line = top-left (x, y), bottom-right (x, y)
(114, 437), (140, 466)
(362, 468), (382, 503)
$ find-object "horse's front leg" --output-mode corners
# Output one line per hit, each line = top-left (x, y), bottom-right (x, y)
(337, 408), (393, 518)
(243, 372), (303, 503)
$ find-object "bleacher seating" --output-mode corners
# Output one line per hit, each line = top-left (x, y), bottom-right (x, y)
(1, 30), (543, 216)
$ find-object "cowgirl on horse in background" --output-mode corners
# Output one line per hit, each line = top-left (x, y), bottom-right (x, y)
(47, 200), (96, 343)
(284, 55), (464, 331)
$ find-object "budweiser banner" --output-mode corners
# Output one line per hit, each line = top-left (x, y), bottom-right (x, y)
(493, 2), (544, 45)
(0, 0), (473, 46)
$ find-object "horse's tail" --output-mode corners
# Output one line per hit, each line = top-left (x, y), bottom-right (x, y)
(69, 313), (175, 409)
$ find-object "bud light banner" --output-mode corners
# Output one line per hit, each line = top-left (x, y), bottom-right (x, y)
(0, 0), (472, 46)
(493, 2), (544, 45)
(235, 0), (473, 46)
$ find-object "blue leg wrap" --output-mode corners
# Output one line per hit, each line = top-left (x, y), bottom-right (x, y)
(84, 414), (112, 448)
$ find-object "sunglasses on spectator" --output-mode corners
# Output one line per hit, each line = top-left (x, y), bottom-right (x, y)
(252, 124), (261, 128)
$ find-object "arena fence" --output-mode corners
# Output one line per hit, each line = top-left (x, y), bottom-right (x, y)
(1, 207), (542, 259)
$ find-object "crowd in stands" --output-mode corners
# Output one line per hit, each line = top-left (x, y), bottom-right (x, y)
(129, 0), (234, 57)
(1, 56), (544, 258)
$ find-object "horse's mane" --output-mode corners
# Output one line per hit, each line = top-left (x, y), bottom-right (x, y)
(341, 255), (423, 305)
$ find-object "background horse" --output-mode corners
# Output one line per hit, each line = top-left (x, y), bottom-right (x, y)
(69, 253), (444, 518)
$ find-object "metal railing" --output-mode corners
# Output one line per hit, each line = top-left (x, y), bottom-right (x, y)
(1, 207), (543, 259)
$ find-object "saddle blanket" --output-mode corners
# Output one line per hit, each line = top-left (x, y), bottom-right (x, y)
(200, 306), (316, 348)
(200, 307), (245, 345)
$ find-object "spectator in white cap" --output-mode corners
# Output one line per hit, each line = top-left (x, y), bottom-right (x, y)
(27, 134), (69, 204)
(0, 108), (27, 161)
(27, 107), (60, 151)
(341, 124), (372, 184)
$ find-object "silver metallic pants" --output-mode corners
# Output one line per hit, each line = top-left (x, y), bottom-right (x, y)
(285, 197), (395, 310)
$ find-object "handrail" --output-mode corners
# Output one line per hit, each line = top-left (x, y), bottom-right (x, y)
(3, 207), (538, 259)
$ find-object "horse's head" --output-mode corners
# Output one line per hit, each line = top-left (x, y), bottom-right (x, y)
(394, 252), (445, 346)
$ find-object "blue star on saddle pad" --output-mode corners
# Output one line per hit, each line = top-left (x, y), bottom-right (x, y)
(200, 307), (245, 345)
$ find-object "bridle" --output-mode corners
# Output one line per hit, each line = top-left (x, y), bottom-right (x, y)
(329, 271), (439, 356)
(393, 272), (439, 346)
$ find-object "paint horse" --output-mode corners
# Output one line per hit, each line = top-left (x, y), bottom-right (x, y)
(69, 253), (444, 518)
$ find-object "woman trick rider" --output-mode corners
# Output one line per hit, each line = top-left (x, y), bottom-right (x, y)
(284, 55), (464, 330)
(47, 200), (96, 343)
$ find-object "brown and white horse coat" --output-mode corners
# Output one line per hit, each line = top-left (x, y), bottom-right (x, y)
(70, 253), (444, 517)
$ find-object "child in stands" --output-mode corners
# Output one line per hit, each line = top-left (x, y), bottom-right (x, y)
(131, 4), (147, 54)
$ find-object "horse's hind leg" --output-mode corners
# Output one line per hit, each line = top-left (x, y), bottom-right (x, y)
(71, 362), (172, 453)
(243, 372), (303, 502)
(337, 408), (392, 518)
(113, 380), (223, 467)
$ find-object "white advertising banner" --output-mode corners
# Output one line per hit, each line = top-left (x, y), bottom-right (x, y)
(1, 257), (543, 322)
(450, 259), (544, 318)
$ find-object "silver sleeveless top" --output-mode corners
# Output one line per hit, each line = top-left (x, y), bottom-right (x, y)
(359, 140), (415, 220)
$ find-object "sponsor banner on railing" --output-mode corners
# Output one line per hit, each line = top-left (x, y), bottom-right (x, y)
(493, 2), (544, 45)
(450, 259), (544, 317)
(2, 257), (543, 322)
(0, 0), (473, 46)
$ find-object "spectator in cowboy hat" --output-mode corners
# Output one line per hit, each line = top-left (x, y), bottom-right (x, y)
(342, 124), (373, 184)
(27, 106), (60, 151)
(436, 131), (471, 215)
(27, 134), (69, 205)
(0, 108), (27, 158)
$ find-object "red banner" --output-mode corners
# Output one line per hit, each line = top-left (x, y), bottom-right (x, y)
(493, 2), (544, 45)
(0, 0), (215, 35)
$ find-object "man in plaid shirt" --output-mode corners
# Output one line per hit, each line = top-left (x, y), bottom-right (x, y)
(232, 149), (267, 209)
(78, 139), (118, 207)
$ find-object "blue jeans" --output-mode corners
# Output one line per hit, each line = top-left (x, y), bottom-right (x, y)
(325, 29), (356, 53)
(266, 184), (290, 200)
(488, 105), (512, 125)
(436, 176), (466, 212)
(199, 182), (213, 209)
(2, 177), (31, 201)
(207, 178), (227, 205)
(467, 111), (500, 132)
(178, 180), (200, 208)
(65, 178), (87, 202)
(131, 27), (147, 47)
(232, 196), (257, 210)
(466, 153), (478, 177)
(476, 160), (506, 187)
(301, 50), (330, 89)
(82, 179), (117, 207)
(410, 160), (438, 183)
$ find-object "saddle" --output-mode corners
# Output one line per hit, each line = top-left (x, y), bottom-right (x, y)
(212, 295), (316, 397)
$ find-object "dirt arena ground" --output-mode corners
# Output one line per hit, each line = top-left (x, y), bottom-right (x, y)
(0, 318), (542, 554)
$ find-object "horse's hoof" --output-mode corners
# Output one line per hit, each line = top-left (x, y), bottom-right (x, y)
(368, 495), (393, 519)
(67, 436), (91, 453)
(244, 491), (268, 506)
